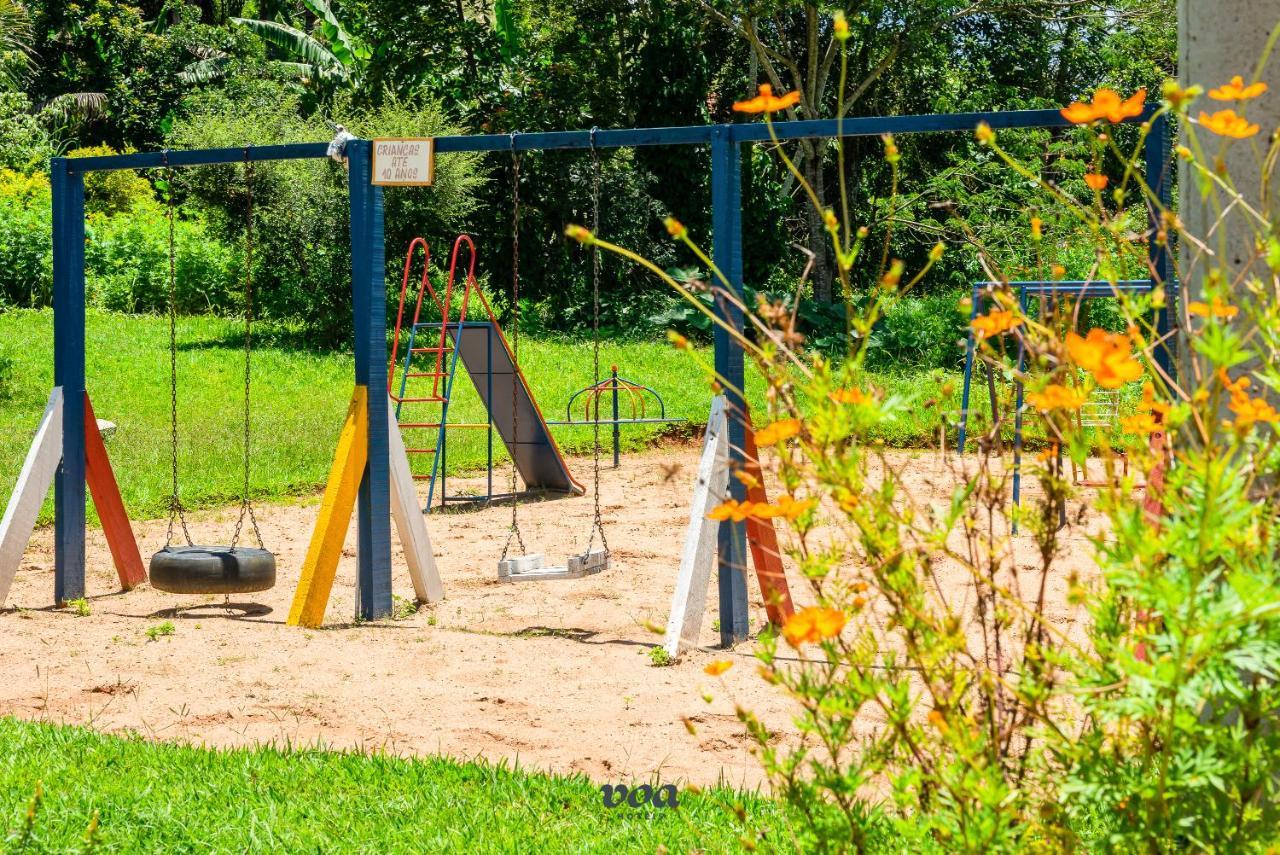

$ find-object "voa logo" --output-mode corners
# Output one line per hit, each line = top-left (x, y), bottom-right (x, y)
(600, 783), (680, 809)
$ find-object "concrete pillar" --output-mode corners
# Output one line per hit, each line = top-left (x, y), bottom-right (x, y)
(1178, 3), (1280, 275)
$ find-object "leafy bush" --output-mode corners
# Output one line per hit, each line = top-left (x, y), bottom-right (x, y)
(85, 204), (238, 314)
(167, 81), (485, 345)
(0, 170), (53, 308)
(865, 291), (967, 371)
(67, 146), (157, 217)
(0, 92), (54, 174)
(0, 347), (15, 401)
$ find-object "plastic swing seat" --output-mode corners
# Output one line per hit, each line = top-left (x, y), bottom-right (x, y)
(149, 545), (277, 595)
(498, 548), (608, 582)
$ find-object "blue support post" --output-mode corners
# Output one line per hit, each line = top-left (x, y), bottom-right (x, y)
(52, 157), (86, 605)
(1144, 112), (1174, 381)
(347, 140), (393, 621)
(711, 126), (749, 647)
(611, 366), (621, 468)
(956, 283), (983, 454)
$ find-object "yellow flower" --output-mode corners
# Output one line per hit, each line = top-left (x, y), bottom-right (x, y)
(829, 387), (868, 405)
(1084, 173), (1109, 191)
(927, 709), (949, 734)
(754, 418), (801, 445)
(929, 242), (945, 262)
(667, 330), (689, 350)
(1066, 328), (1144, 389)
(1199, 109), (1260, 139)
(781, 606), (847, 647)
(1030, 216), (1042, 241)
(769, 494), (816, 522)
(704, 659), (734, 676)
(1139, 382), (1171, 417)
(1026, 384), (1086, 411)
(564, 224), (593, 244)
(975, 122), (995, 144)
(1060, 88), (1146, 124)
(822, 208), (839, 231)
(1208, 75), (1268, 102)
(1188, 297), (1239, 319)
(733, 83), (801, 115)
(1051, 264), (1067, 278)
(971, 310), (1021, 339)
(664, 217), (687, 239)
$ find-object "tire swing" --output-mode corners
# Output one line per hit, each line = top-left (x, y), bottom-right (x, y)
(497, 135), (609, 582)
(148, 150), (276, 596)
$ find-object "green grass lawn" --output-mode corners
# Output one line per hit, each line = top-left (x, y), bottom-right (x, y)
(0, 307), (1041, 525)
(0, 717), (790, 852)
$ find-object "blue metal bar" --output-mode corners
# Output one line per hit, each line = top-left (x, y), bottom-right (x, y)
(711, 127), (749, 648)
(1144, 113), (1174, 380)
(956, 283), (982, 454)
(1011, 287), (1030, 533)
(51, 158), (86, 604)
(611, 367), (621, 468)
(65, 142), (331, 173)
(62, 107), (1158, 174)
(348, 140), (393, 621)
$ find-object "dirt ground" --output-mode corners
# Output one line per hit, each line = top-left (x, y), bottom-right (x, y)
(0, 443), (1103, 789)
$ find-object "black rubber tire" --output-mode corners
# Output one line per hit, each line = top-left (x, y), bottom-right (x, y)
(148, 546), (276, 595)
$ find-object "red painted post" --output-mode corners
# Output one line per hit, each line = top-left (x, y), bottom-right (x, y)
(741, 421), (794, 626)
(83, 393), (145, 590)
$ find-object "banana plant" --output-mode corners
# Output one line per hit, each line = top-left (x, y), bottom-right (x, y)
(184, 0), (371, 92)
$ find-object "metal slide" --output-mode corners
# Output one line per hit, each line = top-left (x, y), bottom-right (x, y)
(448, 321), (585, 497)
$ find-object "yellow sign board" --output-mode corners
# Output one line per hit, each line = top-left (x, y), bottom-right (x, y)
(372, 138), (435, 186)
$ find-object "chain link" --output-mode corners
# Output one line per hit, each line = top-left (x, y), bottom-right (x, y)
(586, 136), (608, 557)
(500, 141), (527, 561)
(163, 153), (192, 549)
(230, 149), (264, 550)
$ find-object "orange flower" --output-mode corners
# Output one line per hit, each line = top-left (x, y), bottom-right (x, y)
(770, 494), (816, 521)
(664, 217), (687, 239)
(1030, 216), (1043, 241)
(781, 606), (847, 647)
(1121, 413), (1162, 434)
(704, 659), (734, 676)
(1026, 384), (1086, 411)
(1209, 75), (1269, 102)
(927, 709), (948, 733)
(1188, 298), (1239, 319)
(564, 224), (593, 244)
(1084, 173), (1109, 190)
(1229, 394), (1279, 430)
(733, 83), (801, 115)
(971, 309), (1021, 339)
(1199, 109), (1260, 139)
(754, 418), (801, 445)
(1060, 88), (1146, 124)
(1139, 382), (1171, 417)
(707, 499), (758, 523)
(829, 387), (868, 405)
(1066, 328), (1144, 389)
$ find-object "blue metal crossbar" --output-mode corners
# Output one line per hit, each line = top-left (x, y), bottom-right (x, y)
(48, 105), (1172, 640)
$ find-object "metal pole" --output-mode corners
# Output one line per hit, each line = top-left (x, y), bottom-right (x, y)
(52, 158), (86, 605)
(711, 126), (749, 647)
(1144, 112), (1174, 382)
(611, 366), (620, 468)
(347, 140), (393, 621)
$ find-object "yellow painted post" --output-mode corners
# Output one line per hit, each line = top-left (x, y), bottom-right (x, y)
(288, 385), (369, 627)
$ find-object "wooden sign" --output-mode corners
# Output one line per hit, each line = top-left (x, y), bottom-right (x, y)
(372, 138), (435, 186)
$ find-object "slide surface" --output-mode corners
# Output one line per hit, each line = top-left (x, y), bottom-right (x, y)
(449, 322), (584, 496)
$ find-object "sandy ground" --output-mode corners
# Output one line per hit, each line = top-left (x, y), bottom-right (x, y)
(0, 444), (1104, 789)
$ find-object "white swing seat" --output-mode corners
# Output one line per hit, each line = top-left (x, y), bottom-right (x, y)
(498, 548), (608, 582)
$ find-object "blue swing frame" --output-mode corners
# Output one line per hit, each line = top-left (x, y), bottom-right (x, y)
(50, 106), (1172, 637)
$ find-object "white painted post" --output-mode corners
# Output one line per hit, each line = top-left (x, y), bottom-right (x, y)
(663, 396), (731, 658)
(387, 406), (443, 603)
(0, 388), (65, 607)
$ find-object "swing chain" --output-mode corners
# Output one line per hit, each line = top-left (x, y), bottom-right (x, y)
(162, 151), (192, 549)
(500, 139), (526, 562)
(230, 148), (264, 550)
(586, 131), (608, 558)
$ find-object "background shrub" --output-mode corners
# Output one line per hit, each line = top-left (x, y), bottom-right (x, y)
(67, 146), (157, 217)
(0, 169), (53, 308)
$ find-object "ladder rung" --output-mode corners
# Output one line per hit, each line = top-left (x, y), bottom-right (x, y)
(398, 421), (445, 429)
(407, 371), (448, 378)
(411, 346), (453, 353)
(398, 396), (446, 404)
(412, 474), (431, 481)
